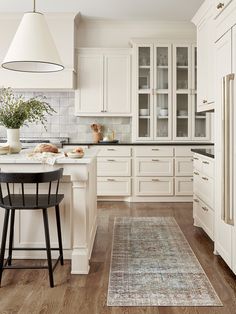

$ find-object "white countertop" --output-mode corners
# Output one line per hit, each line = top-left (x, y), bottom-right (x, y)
(0, 148), (97, 164)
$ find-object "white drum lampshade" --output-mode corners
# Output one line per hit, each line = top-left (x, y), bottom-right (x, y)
(2, 12), (64, 73)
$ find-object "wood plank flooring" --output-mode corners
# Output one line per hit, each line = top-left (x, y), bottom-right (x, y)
(0, 202), (236, 314)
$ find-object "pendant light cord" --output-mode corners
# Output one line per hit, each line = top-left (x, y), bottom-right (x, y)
(33, 0), (36, 12)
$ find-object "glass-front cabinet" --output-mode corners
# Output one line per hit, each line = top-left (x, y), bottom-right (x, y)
(134, 42), (210, 141)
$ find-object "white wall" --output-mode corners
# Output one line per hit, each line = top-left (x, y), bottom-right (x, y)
(77, 18), (196, 48)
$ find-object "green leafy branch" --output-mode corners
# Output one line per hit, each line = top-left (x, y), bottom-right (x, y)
(0, 88), (56, 130)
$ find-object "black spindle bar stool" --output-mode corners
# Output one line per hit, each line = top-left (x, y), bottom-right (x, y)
(0, 168), (64, 288)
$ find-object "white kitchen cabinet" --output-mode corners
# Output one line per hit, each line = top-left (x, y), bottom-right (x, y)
(97, 177), (131, 196)
(135, 158), (173, 177)
(192, 0), (215, 112)
(175, 157), (193, 176)
(175, 177), (193, 196)
(135, 177), (174, 196)
(134, 146), (173, 157)
(193, 153), (214, 240)
(75, 49), (131, 116)
(97, 146), (131, 157)
(132, 40), (211, 141)
(97, 158), (131, 177)
(0, 13), (78, 90)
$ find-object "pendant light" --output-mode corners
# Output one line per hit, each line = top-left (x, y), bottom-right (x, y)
(2, 0), (64, 73)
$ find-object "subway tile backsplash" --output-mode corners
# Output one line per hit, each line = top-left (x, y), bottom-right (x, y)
(0, 91), (132, 143)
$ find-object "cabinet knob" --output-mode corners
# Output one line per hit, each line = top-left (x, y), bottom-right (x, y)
(202, 206), (208, 211)
(202, 176), (208, 181)
(194, 171), (199, 175)
(202, 99), (208, 104)
(193, 157), (199, 160)
(193, 198), (199, 203)
(217, 2), (224, 9)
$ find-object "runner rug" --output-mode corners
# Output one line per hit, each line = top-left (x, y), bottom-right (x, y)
(107, 217), (222, 306)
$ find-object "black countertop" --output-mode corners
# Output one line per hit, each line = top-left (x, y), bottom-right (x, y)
(191, 148), (215, 159)
(63, 142), (214, 146)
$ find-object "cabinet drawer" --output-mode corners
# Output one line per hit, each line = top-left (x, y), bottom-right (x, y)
(199, 174), (214, 208)
(136, 177), (174, 196)
(135, 158), (173, 176)
(175, 147), (193, 157)
(134, 146), (174, 157)
(97, 158), (131, 176)
(175, 177), (193, 196)
(193, 154), (202, 172)
(194, 196), (214, 240)
(175, 158), (193, 176)
(97, 177), (131, 196)
(201, 158), (214, 178)
(97, 146), (131, 157)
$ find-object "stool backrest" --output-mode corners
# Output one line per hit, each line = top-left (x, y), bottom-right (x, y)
(0, 168), (63, 207)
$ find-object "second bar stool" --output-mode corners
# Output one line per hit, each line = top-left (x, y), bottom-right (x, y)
(0, 168), (64, 288)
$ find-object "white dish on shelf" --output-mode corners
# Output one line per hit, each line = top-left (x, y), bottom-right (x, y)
(139, 109), (150, 116)
(159, 109), (168, 116)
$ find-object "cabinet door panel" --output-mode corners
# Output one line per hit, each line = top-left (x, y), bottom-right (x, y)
(175, 158), (193, 176)
(135, 158), (173, 176)
(77, 55), (103, 113)
(97, 177), (131, 196)
(97, 158), (131, 176)
(136, 177), (174, 196)
(104, 55), (131, 114)
(175, 177), (193, 195)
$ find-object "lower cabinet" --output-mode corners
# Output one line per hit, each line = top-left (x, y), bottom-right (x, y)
(97, 177), (131, 196)
(193, 196), (214, 240)
(175, 177), (193, 196)
(193, 153), (214, 240)
(135, 158), (173, 176)
(135, 177), (174, 196)
(97, 158), (131, 176)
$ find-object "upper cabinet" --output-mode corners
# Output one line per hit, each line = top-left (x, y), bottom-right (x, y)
(0, 13), (79, 90)
(75, 48), (131, 116)
(192, 0), (215, 112)
(132, 40), (211, 142)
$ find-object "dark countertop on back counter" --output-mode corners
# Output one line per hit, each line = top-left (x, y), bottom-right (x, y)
(191, 148), (215, 158)
(63, 142), (214, 146)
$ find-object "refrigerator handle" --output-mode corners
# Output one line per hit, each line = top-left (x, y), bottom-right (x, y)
(223, 73), (235, 225)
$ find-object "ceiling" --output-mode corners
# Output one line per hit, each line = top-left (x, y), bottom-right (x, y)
(0, 0), (204, 21)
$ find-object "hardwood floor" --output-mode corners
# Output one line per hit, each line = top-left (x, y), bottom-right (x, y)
(0, 201), (236, 314)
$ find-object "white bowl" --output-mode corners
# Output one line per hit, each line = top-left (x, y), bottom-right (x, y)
(139, 109), (149, 116)
(159, 109), (168, 116)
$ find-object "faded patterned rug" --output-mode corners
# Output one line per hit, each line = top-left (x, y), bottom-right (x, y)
(107, 217), (222, 307)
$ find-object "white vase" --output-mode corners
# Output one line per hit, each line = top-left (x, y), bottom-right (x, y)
(6, 128), (22, 153)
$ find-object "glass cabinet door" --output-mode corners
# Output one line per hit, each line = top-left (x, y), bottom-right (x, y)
(192, 46), (209, 140)
(137, 45), (153, 139)
(154, 45), (172, 140)
(173, 45), (191, 140)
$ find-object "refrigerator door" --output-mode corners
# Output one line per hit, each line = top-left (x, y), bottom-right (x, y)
(214, 29), (233, 267)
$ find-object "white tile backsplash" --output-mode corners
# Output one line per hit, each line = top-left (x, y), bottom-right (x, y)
(0, 91), (132, 142)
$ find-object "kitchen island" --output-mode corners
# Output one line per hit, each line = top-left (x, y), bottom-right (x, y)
(0, 149), (97, 274)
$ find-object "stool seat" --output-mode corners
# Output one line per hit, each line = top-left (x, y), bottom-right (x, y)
(1, 194), (64, 210)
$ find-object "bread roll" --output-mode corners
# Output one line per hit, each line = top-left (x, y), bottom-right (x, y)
(73, 147), (84, 154)
(34, 143), (58, 154)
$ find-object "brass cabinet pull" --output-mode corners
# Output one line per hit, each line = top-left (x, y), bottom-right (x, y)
(152, 159), (159, 162)
(107, 159), (115, 162)
(107, 148), (115, 151)
(202, 206), (208, 212)
(193, 198), (199, 203)
(193, 157), (199, 160)
(152, 179), (159, 182)
(151, 148), (159, 151)
(194, 171), (199, 175)
(202, 161), (209, 164)
(217, 2), (224, 9)
(203, 99), (208, 104)
(107, 178), (115, 182)
(191, 178), (193, 181)
(202, 176), (208, 181)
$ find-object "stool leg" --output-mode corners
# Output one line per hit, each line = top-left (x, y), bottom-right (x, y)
(42, 208), (54, 288)
(8, 209), (15, 266)
(55, 205), (64, 265)
(0, 209), (10, 286)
